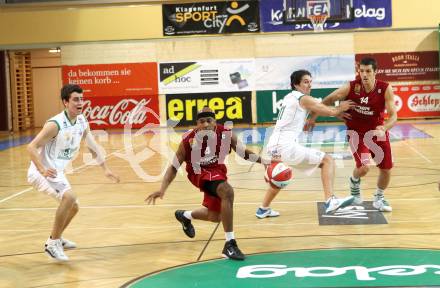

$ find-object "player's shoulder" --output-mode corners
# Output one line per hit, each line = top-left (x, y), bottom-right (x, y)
(215, 124), (231, 133)
(376, 79), (390, 89)
(182, 129), (195, 141)
(46, 111), (65, 130)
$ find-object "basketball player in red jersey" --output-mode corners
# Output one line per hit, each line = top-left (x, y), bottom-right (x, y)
(145, 107), (265, 260)
(308, 57), (397, 212)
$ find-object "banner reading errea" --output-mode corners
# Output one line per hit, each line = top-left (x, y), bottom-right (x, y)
(62, 63), (158, 97)
(166, 92), (251, 126)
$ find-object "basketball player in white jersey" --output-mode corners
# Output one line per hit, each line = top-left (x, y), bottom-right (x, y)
(27, 84), (120, 261)
(256, 70), (355, 218)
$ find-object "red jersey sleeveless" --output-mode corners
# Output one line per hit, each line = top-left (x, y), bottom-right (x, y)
(182, 124), (232, 178)
(345, 79), (389, 133)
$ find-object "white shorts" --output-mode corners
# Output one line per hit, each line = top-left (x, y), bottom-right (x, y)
(267, 142), (325, 175)
(27, 168), (71, 201)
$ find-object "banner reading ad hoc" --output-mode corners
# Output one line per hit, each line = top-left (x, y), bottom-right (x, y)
(62, 63), (160, 129)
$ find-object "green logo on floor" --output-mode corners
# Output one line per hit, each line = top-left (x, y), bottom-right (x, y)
(123, 249), (440, 288)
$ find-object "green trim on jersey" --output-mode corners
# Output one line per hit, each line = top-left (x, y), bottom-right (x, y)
(64, 110), (77, 126)
(47, 120), (60, 132)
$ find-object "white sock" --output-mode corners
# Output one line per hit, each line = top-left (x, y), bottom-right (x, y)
(225, 232), (235, 241)
(375, 188), (384, 197)
(351, 176), (360, 182)
(261, 206), (270, 210)
(183, 211), (193, 220)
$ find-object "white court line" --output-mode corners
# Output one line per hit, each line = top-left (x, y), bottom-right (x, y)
(388, 130), (433, 163)
(2, 219), (440, 233)
(0, 141), (145, 204)
(0, 187), (33, 204)
(0, 197), (439, 211)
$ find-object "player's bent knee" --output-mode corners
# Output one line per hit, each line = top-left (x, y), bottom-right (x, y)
(320, 154), (334, 167)
(208, 212), (221, 223)
(62, 191), (77, 204)
(217, 182), (234, 200)
(72, 202), (79, 213)
(359, 166), (370, 175)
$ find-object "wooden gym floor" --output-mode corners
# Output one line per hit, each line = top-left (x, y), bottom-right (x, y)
(0, 120), (439, 287)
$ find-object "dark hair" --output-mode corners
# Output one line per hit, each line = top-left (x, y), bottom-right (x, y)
(290, 70), (311, 90)
(359, 57), (377, 71)
(61, 84), (83, 102)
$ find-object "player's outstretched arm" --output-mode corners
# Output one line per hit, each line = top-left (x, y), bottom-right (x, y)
(322, 83), (350, 106)
(300, 95), (355, 117)
(84, 128), (120, 183)
(145, 142), (185, 205)
(230, 132), (267, 165)
(27, 121), (59, 178)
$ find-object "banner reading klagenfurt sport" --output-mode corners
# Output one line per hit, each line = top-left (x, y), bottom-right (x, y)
(255, 55), (355, 90)
(159, 59), (255, 94)
(162, 1), (259, 36)
(260, 0), (391, 32)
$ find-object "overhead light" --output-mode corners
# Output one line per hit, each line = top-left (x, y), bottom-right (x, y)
(49, 47), (61, 53)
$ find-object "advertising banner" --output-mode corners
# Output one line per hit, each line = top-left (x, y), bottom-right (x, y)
(256, 55), (355, 90)
(260, 0), (391, 32)
(162, 1), (259, 36)
(159, 59), (255, 94)
(166, 92), (252, 126)
(257, 89), (341, 123)
(356, 51), (440, 81)
(392, 84), (440, 118)
(62, 63), (158, 97)
(82, 95), (160, 129)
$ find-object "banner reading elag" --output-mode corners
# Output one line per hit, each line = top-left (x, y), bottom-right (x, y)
(162, 1), (259, 36)
(166, 92), (251, 126)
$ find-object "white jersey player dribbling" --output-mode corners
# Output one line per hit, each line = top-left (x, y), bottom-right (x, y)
(267, 90), (325, 169)
(256, 70), (355, 219)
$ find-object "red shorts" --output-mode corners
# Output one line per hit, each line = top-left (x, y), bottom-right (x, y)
(347, 130), (393, 170)
(187, 166), (227, 212)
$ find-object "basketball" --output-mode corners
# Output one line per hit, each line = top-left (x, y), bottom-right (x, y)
(264, 162), (293, 189)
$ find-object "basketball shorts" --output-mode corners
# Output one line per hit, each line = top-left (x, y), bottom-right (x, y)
(347, 130), (393, 169)
(188, 166), (227, 212)
(27, 166), (71, 200)
(266, 142), (325, 175)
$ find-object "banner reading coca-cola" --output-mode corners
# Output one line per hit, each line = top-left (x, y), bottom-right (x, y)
(355, 51), (440, 81)
(82, 95), (160, 129)
(392, 84), (440, 118)
(62, 63), (158, 97)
